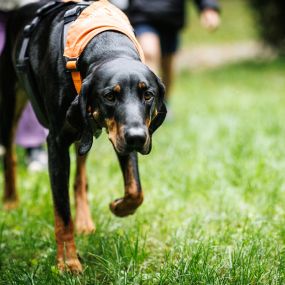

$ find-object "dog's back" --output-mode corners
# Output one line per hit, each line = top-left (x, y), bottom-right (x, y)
(0, 1), (46, 147)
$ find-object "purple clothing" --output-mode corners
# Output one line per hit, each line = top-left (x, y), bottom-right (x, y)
(16, 103), (48, 148)
(0, 12), (7, 54)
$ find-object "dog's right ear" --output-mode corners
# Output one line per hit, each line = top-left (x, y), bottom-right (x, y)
(78, 79), (94, 155)
(66, 95), (84, 131)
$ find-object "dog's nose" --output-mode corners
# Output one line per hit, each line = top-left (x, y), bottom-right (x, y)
(125, 127), (147, 149)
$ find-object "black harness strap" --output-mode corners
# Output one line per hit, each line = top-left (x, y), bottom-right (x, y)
(16, 0), (88, 127)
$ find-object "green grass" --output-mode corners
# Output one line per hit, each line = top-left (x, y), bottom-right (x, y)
(182, 0), (257, 46)
(1, 58), (285, 284)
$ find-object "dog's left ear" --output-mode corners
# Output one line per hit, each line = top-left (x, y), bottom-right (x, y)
(149, 76), (167, 134)
(77, 78), (94, 155)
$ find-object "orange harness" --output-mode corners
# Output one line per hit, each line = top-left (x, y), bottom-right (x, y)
(64, 0), (145, 94)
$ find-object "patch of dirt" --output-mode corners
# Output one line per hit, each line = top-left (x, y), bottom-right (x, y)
(175, 41), (277, 71)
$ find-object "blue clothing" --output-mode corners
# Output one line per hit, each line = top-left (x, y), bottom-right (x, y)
(134, 24), (179, 55)
(128, 0), (220, 31)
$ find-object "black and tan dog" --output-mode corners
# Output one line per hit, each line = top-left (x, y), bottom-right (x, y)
(0, 0), (166, 272)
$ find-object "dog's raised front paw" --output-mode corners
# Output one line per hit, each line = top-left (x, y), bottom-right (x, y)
(109, 193), (143, 217)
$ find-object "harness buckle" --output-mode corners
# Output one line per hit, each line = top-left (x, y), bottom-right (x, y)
(65, 58), (79, 72)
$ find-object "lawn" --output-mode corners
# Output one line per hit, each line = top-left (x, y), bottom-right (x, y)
(1, 58), (285, 284)
(1, 0), (285, 284)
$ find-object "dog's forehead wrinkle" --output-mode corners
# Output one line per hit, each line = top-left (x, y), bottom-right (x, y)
(98, 58), (150, 81)
(118, 100), (144, 124)
(105, 73), (148, 95)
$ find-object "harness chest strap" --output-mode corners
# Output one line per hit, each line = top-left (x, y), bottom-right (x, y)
(64, 0), (145, 94)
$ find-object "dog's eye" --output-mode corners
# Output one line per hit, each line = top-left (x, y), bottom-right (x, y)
(104, 92), (116, 102)
(144, 91), (153, 101)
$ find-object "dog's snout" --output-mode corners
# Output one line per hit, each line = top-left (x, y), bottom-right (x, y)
(125, 127), (147, 148)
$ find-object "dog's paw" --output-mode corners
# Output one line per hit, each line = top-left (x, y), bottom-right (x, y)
(109, 193), (143, 217)
(57, 258), (65, 272)
(75, 218), (96, 235)
(57, 257), (83, 273)
(66, 257), (83, 273)
(3, 199), (18, 210)
(75, 208), (95, 234)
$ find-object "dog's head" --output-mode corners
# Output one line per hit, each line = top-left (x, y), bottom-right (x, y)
(72, 58), (166, 155)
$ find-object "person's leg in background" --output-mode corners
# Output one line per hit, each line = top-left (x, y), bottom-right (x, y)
(16, 102), (48, 172)
(135, 24), (161, 75)
(135, 24), (179, 119)
(161, 54), (175, 101)
(159, 28), (179, 102)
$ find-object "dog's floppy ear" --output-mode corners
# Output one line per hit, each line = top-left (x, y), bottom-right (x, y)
(66, 95), (83, 131)
(149, 77), (167, 134)
(78, 78), (94, 155)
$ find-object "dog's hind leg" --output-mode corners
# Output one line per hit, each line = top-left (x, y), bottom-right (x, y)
(73, 144), (95, 234)
(47, 135), (82, 273)
(0, 46), (26, 209)
(110, 152), (144, 217)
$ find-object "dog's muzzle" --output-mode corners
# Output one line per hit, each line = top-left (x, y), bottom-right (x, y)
(123, 126), (150, 154)
(125, 127), (146, 148)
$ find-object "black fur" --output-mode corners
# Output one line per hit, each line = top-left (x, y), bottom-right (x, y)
(0, 2), (166, 228)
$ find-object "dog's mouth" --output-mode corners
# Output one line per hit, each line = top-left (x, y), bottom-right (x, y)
(109, 135), (151, 155)
(105, 119), (151, 155)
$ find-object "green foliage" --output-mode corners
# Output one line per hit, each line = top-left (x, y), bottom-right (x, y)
(1, 58), (285, 284)
(249, 0), (285, 54)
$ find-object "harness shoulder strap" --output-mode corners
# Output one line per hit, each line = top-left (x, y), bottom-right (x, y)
(16, 0), (74, 126)
(63, 0), (145, 95)
(62, 2), (90, 94)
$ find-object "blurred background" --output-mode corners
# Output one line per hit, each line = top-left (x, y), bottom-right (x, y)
(178, 0), (283, 72)
(1, 0), (285, 283)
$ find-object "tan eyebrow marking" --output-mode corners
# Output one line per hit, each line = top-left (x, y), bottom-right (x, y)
(138, 82), (146, 90)
(113, 84), (121, 93)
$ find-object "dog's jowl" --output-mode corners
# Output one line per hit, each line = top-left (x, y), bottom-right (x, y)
(0, 0), (166, 272)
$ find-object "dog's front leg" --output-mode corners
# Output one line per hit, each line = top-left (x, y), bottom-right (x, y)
(47, 136), (82, 273)
(74, 146), (95, 234)
(3, 145), (18, 209)
(110, 152), (144, 217)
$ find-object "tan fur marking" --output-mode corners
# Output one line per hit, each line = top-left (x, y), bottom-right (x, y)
(138, 82), (146, 90)
(54, 211), (82, 272)
(92, 110), (100, 121)
(110, 158), (144, 217)
(105, 118), (122, 149)
(145, 117), (151, 128)
(3, 147), (18, 209)
(113, 84), (121, 93)
(105, 118), (116, 140)
(74, 150), (95, 234)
